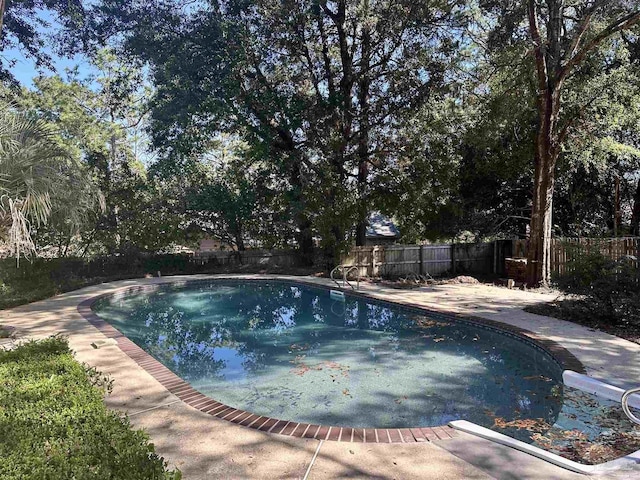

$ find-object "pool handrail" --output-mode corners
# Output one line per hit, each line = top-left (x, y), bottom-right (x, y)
(330, 264), (360, 290)
(622, 386), (640, 425)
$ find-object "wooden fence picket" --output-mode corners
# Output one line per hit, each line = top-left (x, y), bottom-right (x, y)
(192, 237), (638, 279)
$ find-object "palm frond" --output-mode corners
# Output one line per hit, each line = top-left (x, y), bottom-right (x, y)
(0, 102), (74, 258)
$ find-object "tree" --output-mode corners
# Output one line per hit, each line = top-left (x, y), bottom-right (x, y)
(6, 74), (123, 256)
(0, 103), (78, 260)
(375, 94), (467, 242)
(3, 58), (175, 257)
(79, 0), (466, 264)
(154, 135), (292, 252)
(477, 1), (640, 283)
(452, 56), (538, 241)
(0, 0), (85, 83)
(524, 1), (640, 285)
(184, 138), (258, 252)
(187, 174), (256, 252)
(632, 179), (640, 235)
(455, 24), (640, 242)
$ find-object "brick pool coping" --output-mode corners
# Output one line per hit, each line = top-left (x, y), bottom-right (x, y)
(77, 277), (586, 444)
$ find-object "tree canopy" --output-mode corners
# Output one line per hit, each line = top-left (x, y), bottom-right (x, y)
(0, 0), (85, 83)
(0, 0), (639, 278)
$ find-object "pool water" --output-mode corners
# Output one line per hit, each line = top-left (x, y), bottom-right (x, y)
(93, 280), (565, 436)
(492, 386), (640, 464)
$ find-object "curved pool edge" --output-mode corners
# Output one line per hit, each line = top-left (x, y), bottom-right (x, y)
(77, 276), (586, 444)
(449, 371), (640, 474)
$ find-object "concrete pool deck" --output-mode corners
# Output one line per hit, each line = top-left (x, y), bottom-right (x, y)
(1, 274), (639, 479)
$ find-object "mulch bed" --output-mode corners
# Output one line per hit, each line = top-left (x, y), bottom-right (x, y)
(525, 299), (640, 345)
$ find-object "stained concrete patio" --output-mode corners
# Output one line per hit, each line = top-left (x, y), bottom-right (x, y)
(1, 274), (639, 479)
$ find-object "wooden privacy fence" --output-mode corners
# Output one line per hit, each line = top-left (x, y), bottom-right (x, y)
(190, 237), (639, 278)
(512, 237), (639, 276)
(341, 243), (496, 278)
(193, 249), (299, 267)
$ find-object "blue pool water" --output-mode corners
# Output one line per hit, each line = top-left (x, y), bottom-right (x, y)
(93, 280), (565, 435)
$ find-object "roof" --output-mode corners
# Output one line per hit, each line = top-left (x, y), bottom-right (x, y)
(366, 212), (400, 238)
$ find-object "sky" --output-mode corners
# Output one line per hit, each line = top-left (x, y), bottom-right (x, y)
(2, 8), (97, 88)
(5, 46), (94, 87)
(1, 7), (157, 165)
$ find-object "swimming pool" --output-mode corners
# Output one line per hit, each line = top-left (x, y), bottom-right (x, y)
(91, 279), (569, 441)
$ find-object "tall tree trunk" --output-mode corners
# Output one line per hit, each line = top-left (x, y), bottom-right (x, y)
(319, 0), (352, 267)
(324, 160), (346, 269)
(296, 217), (314, 265)
(355, 216), (367, 247)
(329, 223), (344, 268)
(355, 0), (371, 247)
(289, 158), (314, 265)
(632, 179), (640, 236)
(526, 0), (561, 286)
(108, 112), (120, 253)
(234, 226), (245, 251)
(525, 0), (640, 284)
(526, 96), (559, 286)
(613, 175), (621, 236)
(355, 140), (369, 247)
(527, 151), (556, 286)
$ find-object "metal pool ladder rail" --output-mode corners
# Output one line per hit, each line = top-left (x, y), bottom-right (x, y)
(330, 264), (360, 290)
(622, 386), (640, 425)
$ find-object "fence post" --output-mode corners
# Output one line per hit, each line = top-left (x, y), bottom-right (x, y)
(372, 246), (377, 277)
(419, 244), (424, 275)
(493, 241), (497, 274)
(451, 243), (456, 274)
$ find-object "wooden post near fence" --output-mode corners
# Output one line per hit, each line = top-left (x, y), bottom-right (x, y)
(372, 246), (378, 277)
(451, 243), (456, 274)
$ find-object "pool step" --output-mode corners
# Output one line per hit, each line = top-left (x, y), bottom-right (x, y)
(330, 290), (345, 301)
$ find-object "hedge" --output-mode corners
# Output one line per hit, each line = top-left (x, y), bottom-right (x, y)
(0, 337), (180, 479)
(0, 254), (218, 310)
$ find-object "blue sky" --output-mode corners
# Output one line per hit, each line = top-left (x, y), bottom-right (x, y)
(2, 8), (96, 88)
(5, 47), (94, 87)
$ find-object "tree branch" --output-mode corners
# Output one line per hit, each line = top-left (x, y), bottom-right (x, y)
(563, 1), (604, 65)
(528, 0), (549, 96)
(560, 10), (640, 82)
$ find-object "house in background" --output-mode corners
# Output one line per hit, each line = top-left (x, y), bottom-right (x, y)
(195, 212), (400, 254)
(197, 238), (234, 252)
(365, 212), (400, 246)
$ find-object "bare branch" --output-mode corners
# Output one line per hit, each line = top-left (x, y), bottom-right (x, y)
(560, 10), (640, 82)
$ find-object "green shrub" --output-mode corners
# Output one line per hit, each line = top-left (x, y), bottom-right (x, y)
(0, 252), (310, 310)
(0, 254), (220, 309)
(0, 337), (180, 480)
(554, 242), (640, 326)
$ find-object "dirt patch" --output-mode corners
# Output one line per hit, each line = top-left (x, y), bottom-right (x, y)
(0, 325), (16, 339)
(443, 275), (480, 284)
(368, 274), (483, 289)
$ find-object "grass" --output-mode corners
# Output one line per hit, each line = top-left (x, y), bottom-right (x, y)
(0, 337), (180, 479)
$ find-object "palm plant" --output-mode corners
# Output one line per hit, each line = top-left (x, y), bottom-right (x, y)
(0, 102), (71, 260)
